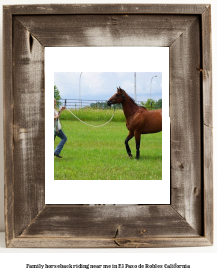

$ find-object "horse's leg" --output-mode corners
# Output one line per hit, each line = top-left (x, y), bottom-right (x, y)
(134, 131), (141, 159)
(125, 131), (134, 158)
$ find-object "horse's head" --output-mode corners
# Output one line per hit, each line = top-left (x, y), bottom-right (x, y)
(107, 87), (125, 106)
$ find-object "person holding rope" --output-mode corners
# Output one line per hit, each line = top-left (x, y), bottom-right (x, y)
(54, 98), (67, 158)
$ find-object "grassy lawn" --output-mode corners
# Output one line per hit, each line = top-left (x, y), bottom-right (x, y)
(54, 112), (162, 180)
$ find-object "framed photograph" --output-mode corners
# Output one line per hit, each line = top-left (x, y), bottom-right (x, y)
(46, 47), (170, 205)
(3, 4), (213, 248)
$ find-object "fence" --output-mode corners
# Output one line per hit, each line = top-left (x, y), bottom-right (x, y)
(58, 99), (160, 110)
(59, 99), (110, 109)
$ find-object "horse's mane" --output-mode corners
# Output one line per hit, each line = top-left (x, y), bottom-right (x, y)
(120, 88), (147, 110)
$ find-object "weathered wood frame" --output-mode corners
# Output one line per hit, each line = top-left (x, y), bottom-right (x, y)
(3, 4), (212, 248)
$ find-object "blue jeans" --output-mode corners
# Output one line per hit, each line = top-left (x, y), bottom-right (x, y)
(54, 129), (67, 155)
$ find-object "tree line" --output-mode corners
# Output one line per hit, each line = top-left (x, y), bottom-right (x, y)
(54, 85), (162, 110)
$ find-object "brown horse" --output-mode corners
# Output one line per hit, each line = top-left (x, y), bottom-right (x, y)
(107, 87), (162, 159)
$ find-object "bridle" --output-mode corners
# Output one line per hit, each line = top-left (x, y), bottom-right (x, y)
(112, 89), (125, 103)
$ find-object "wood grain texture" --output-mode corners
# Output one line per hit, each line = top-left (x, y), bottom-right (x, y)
(16, 15), (197, 47)
(170, 17), (202, 235)
(203, 126), (213, 243)
(3, 4), (207, 15)
(3, 6), (14, 247)
(202, 6), (212, 129)
(201, 6), (213, 244)
(12, 17), (45, 237)
(20, 205), (199, 238)
(3, 4), (213, 248)
(7, 237), (212, 248)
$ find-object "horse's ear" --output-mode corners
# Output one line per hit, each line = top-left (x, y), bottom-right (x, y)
(119, 86), (121, 89)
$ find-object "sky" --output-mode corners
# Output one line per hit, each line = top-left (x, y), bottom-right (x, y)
(54, 72), (162, 103)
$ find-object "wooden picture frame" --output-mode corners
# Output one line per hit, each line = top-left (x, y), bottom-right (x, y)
(3, 4), (213, 248)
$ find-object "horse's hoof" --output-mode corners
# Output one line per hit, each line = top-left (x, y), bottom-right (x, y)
(128, 154), (132, 158)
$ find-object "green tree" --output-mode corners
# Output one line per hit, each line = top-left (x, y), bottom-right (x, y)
(90, 101), (107, 109)
(54, 85), (62, 108)
(90, 101), (122, 110)
(155, 99), (162, 109)
(141, 98), (156, 110)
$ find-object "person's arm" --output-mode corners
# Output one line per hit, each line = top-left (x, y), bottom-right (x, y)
(60, 106), (66, 113)
(54, 110), (60, 119)
(54, 106), (65, 119)
(54, 112), (60, 119)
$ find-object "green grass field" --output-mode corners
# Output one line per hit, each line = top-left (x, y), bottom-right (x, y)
(54, 109), (162, 180)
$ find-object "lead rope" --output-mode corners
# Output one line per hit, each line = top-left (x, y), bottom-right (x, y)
(66, 107), (115, 127)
